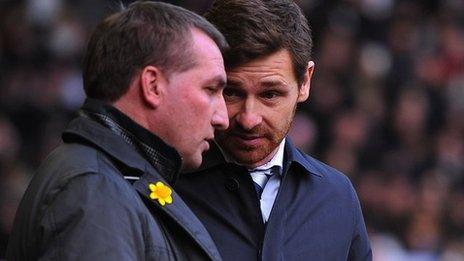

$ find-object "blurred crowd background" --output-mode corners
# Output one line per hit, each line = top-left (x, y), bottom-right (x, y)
(0, 0), (463, 260)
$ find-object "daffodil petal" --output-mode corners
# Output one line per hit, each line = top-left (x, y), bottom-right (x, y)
(149, 192), (156, 199)
(148, 181), (173, 206)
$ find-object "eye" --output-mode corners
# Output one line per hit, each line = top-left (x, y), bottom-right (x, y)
(223, 87), (245, 100)
(261, 90), (281, 100)
(223, 88), (239, 97)
(205, 86), (219, 95)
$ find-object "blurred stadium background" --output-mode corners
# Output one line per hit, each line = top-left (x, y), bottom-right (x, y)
(0, 0), (463, 260)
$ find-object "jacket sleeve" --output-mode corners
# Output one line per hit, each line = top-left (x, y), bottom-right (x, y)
(37, 173), (146, 260)
(348, 182), (373, 261)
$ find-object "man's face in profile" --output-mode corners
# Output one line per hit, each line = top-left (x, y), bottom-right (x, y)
(158, 29), (228, 171)
(216, 49), (309, 168)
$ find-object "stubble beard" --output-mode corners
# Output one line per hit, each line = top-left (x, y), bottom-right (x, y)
(217, 104), (297, 166)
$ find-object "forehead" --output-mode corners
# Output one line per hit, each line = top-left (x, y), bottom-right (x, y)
(226, 49), (296, 88)
(185, 28), (226, 81)
(190, 29), (224, 65)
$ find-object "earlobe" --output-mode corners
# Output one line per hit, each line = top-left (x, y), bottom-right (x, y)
(297, 61), (315, 102)
(140, 65), (164, 108)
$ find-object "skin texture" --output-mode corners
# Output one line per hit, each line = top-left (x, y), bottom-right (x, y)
(216, 49), (314, 168)
(115, 28), (229, 171)
(155, 29), (229, 171)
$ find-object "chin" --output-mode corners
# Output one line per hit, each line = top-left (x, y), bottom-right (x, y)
(181, 157), (202, 172)
(230, 150), (269, 166)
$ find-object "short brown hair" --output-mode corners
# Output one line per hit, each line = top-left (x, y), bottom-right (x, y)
(83, 1), (228, 102)
(205, 0), (312, 85)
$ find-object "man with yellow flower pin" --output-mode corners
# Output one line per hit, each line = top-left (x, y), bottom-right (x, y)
(7, 1), (229, 260)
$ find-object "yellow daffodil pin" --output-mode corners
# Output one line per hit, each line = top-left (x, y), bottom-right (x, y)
(149, 182), (173, 206)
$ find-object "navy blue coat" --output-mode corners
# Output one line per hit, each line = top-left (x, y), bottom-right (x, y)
(175, 139), (372, 260)
(7, 111), (222, 260)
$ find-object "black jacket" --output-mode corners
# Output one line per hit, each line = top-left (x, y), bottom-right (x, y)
(7, 100), (222, 260)
(175, 140), (372, 261)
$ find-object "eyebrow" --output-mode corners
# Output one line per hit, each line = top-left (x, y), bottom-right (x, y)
(226, 79), (242, 88)
(260, 80), (288, 89)
(206, 75), (227, 88)
(226, 79), (289, 89)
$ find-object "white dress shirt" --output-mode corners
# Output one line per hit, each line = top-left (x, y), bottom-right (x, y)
(222, 138), (286, 222)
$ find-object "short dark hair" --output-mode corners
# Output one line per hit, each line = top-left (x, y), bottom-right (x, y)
(83, 1), (228, 102)
(205, 0), (312, 85)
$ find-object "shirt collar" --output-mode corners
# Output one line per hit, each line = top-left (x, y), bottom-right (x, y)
(250, 138), (285, 175)
(196, 137), (324, 178)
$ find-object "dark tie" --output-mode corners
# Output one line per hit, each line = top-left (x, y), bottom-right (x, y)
(250, 167), (276, 199)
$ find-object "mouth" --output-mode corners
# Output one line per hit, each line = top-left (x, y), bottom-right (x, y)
(204, 140), (210, 151)
(205, 136), (215, 144)
(235, 134), (261, 140)
(229, 133), (264, 148)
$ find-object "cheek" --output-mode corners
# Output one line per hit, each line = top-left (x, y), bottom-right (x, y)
(179, 92), (203, 115)
(225, 103), (240, 119)
(266, 107), (294, 132)
(184, 95), (213, 130)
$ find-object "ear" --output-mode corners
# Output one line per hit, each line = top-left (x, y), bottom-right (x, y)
(297, 61), (315, 102)
(139, 65), (166, 108)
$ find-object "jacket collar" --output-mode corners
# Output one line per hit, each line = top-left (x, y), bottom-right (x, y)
(283, 138), (323, 178)
(63, 115), (149, 177)
(62, 102), (222, 260)
(77, 98), (182, 184)
(197, 137), (323, 178)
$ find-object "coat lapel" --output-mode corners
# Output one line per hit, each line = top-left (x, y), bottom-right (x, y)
(64, 116), (221, 260)
(133, 167), (222, 261)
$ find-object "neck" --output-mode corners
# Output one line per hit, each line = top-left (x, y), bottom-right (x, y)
(113, 98), (149, 130)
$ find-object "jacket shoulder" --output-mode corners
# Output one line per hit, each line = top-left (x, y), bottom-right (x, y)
(41, 143), (99, 174)
(34, 142), (144, 210)
(39, 142), (129, 181)
(293, 148), (353, 188)
(7, 143), (148, 259)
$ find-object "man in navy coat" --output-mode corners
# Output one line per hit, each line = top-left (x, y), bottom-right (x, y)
(175, 0), (372, 260)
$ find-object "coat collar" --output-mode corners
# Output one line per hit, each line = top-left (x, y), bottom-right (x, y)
(79, 98), (182, 184)
(196, 138), (323, 178)
(63, 115), (148, 176)
(62, 112), (222, 261)
(283, 138), (323, 178)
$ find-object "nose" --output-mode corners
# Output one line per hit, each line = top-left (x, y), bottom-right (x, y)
(212, 95), (229, 131)
(235, 99), (262, 131)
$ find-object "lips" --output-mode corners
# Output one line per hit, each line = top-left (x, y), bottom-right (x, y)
(203, 138), (214, 151)
(230, 133), (264, 148)
(236, 134), (260, 140)
(204, 140), (210, 151)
